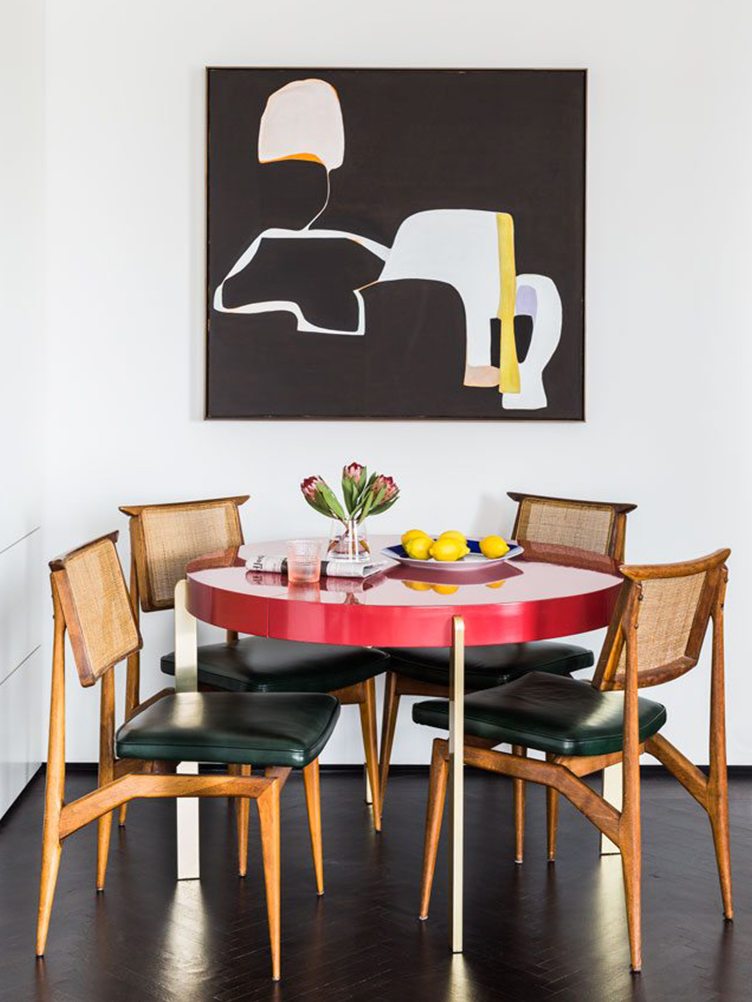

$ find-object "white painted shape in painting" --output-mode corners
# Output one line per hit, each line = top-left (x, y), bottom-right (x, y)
(503, 274), (563, 410)
(258, 78), (345, 171)
(213, 226), (389, 334)
(378, 209), (500, 368)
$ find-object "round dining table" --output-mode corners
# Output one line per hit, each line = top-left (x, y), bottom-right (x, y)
(172, 535), (624, 953)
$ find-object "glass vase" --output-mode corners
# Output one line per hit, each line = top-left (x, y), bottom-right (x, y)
(328, 518), (370, 562)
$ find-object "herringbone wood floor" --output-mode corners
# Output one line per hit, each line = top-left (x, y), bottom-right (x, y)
(1, 770), (750, 1001)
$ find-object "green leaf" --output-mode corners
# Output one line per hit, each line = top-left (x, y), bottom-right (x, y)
(370, 493), (399, 517)
(303, 493), (334, 518)
(318, 481), (346, 521)
(341, 473), (355, 514)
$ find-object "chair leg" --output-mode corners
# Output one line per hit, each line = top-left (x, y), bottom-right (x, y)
(709, 785), (734, 919)
(358, 677), (382, 832)
(234, 764), (251, 878)
(118, 804), (128, 827)
(36, 832), (63, 957)
(257, 780), (282, 982)
(419, 739), (449, 920)
(620, 836), (642, 972)
(302, 758), (324, 895)
(545, 753), (559, 861)
(378, 672), (401, 817)
(546, 788), (559, 861)
(96, 812), (113, 891)
(512, 745), (527, 863)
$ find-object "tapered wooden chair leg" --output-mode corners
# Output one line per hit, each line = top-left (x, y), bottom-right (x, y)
(620, 840), (642, 973)
(546, 754), (559, 861)
(359, 677), (382, 832)
(709, 793), (734, 919)
(512, 745), (527, 863)
(378, 672), (401, 816)
(419, 739), (449, 920)
(96, 812), (113, 891)
(36, 837), (62, 957)
(235, 764), (251, 878)
(303, 758), (324, 895)
(546, 789), (559, 861)
(258, 781), (282, 981)
(118, 804), (128, 827)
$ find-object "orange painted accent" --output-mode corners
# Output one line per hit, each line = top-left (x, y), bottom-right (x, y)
(259, 152), (324, 166)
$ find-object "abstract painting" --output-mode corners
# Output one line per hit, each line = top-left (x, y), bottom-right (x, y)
(206, 69), (586, 419)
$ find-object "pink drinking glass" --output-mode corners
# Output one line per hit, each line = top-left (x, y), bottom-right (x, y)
(286, 539), (322, 584)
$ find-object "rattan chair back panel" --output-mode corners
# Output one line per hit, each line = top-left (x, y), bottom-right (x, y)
(593, 549), (730, 691)
(123, 498), (246, 612)
(49, 533), (141, 687)
(516, 497), (615, 554)
(508, 493), (637, 563)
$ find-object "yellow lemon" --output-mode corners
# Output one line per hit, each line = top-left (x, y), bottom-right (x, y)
(429, 537), (466, 562)
(486, 580), (505, 589)
(401, 528), (432, 548)
(479, 535), (510, 559)
(438, 530), (467, 547)
(404, 536), (433, 560)
(432, 583), (459, 595)
(402, 580), (432, 591)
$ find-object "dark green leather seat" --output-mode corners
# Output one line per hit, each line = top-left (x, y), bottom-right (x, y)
(384, 641), (593, 691)
(161, 638), (389, 693)
(412, 671), (667, 757)
(116, 691), (340, 768)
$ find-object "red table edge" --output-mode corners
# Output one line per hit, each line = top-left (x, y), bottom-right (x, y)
(186, 574), (623, 648)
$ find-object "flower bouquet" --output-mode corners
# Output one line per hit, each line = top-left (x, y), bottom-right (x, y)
(301, 462), (400, 561)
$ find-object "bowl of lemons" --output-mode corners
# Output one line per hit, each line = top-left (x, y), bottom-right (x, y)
(382, 530), (523, 571)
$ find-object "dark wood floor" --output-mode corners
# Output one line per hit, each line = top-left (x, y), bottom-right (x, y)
(1, 769), (750, 1002)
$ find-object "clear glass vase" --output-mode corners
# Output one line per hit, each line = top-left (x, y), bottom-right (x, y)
(328, 518), (370, 562)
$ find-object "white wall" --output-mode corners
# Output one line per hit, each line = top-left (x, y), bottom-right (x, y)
(0, 0), (46, 815)
(42, 0), (752, 764)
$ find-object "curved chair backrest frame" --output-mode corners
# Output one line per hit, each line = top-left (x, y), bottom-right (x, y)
(592, 548), (730, 691)
(119, 496), (249, 614)
(49, 531), (141, 688)
(118, 495), (249, 728)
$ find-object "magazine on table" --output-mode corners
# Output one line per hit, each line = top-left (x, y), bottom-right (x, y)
(244, 553), (392, 580)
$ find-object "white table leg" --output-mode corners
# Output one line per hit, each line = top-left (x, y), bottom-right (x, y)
(600, 762), (623, 855)
(448, 615), (465, 953)
(174, 579), (199, 879)
(364, 764), (373, 805)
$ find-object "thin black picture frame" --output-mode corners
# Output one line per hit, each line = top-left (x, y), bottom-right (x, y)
(204, 67), (587, 422)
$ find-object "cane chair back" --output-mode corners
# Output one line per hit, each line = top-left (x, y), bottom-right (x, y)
(508, 492), (636, 563)
(49, 532), (141, 687)
(593, 549), (730, 691)
(120, 496), (248, 612)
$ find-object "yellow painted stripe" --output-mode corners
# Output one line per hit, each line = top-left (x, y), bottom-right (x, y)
(496, 212), (520, 394)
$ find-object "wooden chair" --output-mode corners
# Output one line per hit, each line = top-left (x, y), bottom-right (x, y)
(414, 549), (732, 971)
(379, 491), (637, 860)
(36, 532), (340, 980)
(119, 496), (387, 835)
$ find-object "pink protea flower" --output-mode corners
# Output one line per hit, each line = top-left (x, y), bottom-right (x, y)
(343, 462), (365, 486)
(300, 475), (346, 521)
(371, 474), (398, 503)
(301, 475), (324, 501)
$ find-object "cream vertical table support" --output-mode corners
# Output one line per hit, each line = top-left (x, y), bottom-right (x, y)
(174, 579), (200, 879)
(600, 762), (623, 855)
(448, 615), (465, 952)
